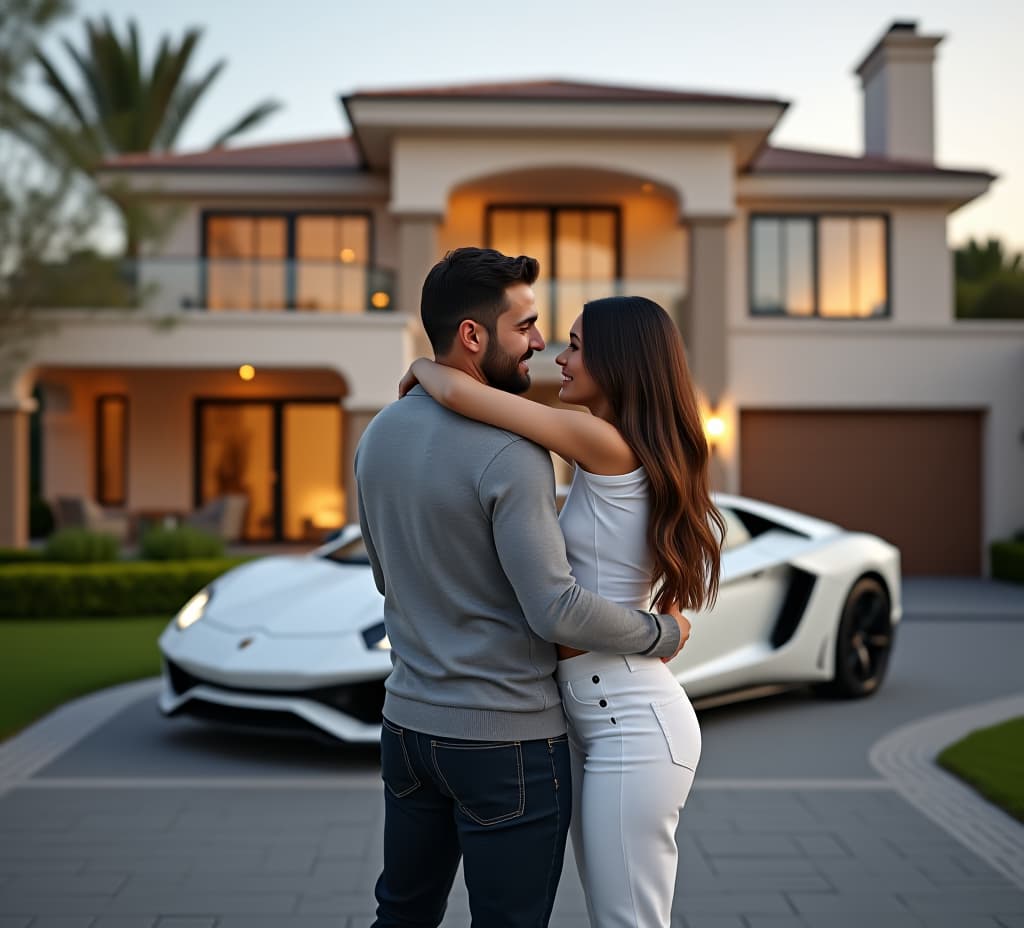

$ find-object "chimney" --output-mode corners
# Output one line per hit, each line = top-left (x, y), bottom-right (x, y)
(855, 21), (943, 163)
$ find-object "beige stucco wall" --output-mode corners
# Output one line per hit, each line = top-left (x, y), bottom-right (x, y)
(724, 324), (1024, 563)
(22, 311), (413, 410)
(393, 136), (735, 219)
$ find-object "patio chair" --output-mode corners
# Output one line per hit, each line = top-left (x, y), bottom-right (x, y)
(53, 496), (131, 542)
(185, 494), (248, 542)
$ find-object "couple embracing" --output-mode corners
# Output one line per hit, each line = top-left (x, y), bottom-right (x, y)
(355, 247), (724, 927)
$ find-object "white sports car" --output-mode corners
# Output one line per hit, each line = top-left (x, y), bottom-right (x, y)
(158, 494), (901, 743)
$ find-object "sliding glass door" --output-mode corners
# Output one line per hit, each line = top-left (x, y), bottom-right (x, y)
(196, 399), (343, 542)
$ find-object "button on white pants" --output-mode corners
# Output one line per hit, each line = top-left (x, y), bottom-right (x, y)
(556, 652), (700, 928)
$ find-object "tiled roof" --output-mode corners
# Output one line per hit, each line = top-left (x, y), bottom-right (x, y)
(751, 146), (993, 178)
(346, 78), (786, 107)
(100, 137), (992, 181)
(101, 136), (360, 171)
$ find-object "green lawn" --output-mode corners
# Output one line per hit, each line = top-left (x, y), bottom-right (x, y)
(937, 716), (1024, 823)
(0, 618), (168, 741)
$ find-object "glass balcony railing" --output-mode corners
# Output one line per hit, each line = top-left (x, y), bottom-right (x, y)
(146, 259), (397, 314)
(19, 259), (688, 330)
(530, 278), (689, 343)
(19, 257), (398, 314)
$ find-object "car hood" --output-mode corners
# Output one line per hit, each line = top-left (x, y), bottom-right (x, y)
(202, 555), (383, 637)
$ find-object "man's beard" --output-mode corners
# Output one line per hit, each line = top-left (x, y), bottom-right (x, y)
(481, 338), (532, 394)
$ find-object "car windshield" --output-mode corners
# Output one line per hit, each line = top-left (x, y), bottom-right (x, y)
(323, 535), (371, 566)
(718, 507), (752, 551)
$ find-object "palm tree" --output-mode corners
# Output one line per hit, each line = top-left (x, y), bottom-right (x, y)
(15, 16), (283, 254)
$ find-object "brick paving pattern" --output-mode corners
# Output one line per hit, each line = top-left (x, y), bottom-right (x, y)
(1, 784), (1022, 927)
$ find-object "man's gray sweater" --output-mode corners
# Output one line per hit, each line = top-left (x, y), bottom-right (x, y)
(354, 385), (680, 741)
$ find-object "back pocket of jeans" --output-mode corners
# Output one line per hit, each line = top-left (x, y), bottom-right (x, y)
(380, 718), (421, 798)
(430, 740), (525, 826)
(651, 693), (701, 771)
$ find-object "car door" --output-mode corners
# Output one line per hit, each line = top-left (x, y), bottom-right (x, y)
(668, 507), (793, 696)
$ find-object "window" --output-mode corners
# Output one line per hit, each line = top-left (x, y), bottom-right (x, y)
(487, 206), (621, 341)
(203, 212), (372, 312)
(750, 215), (889, 318)
(96, 395), (128, 506)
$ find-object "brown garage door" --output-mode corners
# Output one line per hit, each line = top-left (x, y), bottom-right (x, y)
(740, 410), (982, 575)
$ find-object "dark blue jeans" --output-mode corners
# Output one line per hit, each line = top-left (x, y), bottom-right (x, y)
(372, 717), (572, 927)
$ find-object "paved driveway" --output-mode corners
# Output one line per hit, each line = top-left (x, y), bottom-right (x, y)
(1, 579), (1023, 927)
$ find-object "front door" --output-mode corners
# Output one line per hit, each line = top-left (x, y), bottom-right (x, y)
(195, 399), (344, 542)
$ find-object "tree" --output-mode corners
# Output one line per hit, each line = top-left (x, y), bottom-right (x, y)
(0, 0), (84, 369)
(954, 237), (1024, 320)
(12, 16), (283, 255)
(955, 238), (1022, 282)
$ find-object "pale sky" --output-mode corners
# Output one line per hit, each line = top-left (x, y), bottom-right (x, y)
(47, 0), (1024, 254)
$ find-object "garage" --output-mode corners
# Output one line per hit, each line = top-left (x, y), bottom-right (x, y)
(739, 410), (983, 575)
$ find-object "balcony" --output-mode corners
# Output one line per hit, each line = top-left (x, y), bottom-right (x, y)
(11, 256), (397, 316)
(142, 258), (397, 315)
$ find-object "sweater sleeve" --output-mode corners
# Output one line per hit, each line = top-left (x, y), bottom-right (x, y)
(354, 445), (386, 596)
(478, 438), (680, 658)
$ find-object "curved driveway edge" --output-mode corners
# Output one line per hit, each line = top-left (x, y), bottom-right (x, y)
(0, 677), (160, 793)
(870, 691), (1024, 890)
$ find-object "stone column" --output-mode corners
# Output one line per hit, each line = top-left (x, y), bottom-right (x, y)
(0, 395), (37, 548)
(395, 212), (442, 358)
(687, 218), (733, 493)
(342, 403), (382, 524)
(687, 218), (731, 408)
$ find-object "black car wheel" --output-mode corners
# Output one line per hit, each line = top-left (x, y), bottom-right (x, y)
(816, 576), (894, 699)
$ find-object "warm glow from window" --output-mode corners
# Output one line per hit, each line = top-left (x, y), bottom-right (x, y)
(371, 291), (391, 309)
(705, 415), (726, 440)
(312, 507), (344, 529)
(238, 364), (256, 381)
(339, 248), (356, 263)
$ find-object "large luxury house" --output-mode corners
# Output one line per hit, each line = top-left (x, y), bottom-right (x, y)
(2, 21), (1021, 575)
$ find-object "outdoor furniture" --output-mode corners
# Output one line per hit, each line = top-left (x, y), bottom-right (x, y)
(53, 496), (131, 542)
(185, 494), (248, 542)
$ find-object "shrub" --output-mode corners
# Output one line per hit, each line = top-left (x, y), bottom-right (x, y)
(0, 559), (250, 618)
(140, 525), (224, 561)
(43, 528), (120, 563)
(991, 541), (1024, 585)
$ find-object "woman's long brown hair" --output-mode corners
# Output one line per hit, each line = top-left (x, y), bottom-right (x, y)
(581, 296), (725, 612)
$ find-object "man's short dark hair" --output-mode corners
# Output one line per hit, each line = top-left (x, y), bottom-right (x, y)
(420, 247), (540, 355)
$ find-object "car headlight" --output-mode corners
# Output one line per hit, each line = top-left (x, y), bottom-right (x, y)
(175, 589), (211, 630)
(362, 622), (390, 650)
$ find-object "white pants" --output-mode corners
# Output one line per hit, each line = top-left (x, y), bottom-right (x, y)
(556, 652), (701, 928)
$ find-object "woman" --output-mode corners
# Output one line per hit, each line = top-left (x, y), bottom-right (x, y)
(400, 295), (724, 928)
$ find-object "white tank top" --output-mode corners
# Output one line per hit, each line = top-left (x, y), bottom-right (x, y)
(558, 464), (654, 611)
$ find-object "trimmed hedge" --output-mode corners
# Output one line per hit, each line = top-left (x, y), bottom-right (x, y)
(991, 540), (1024, 584)
(0, 559), (249, 619)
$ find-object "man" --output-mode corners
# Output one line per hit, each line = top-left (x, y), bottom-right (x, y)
(355, 247), (685, 927)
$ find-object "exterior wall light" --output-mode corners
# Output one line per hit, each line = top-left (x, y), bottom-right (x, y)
(371, 291), (391, 309)
(238, 364), (256, 381)
(705, 414), (726, 446)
